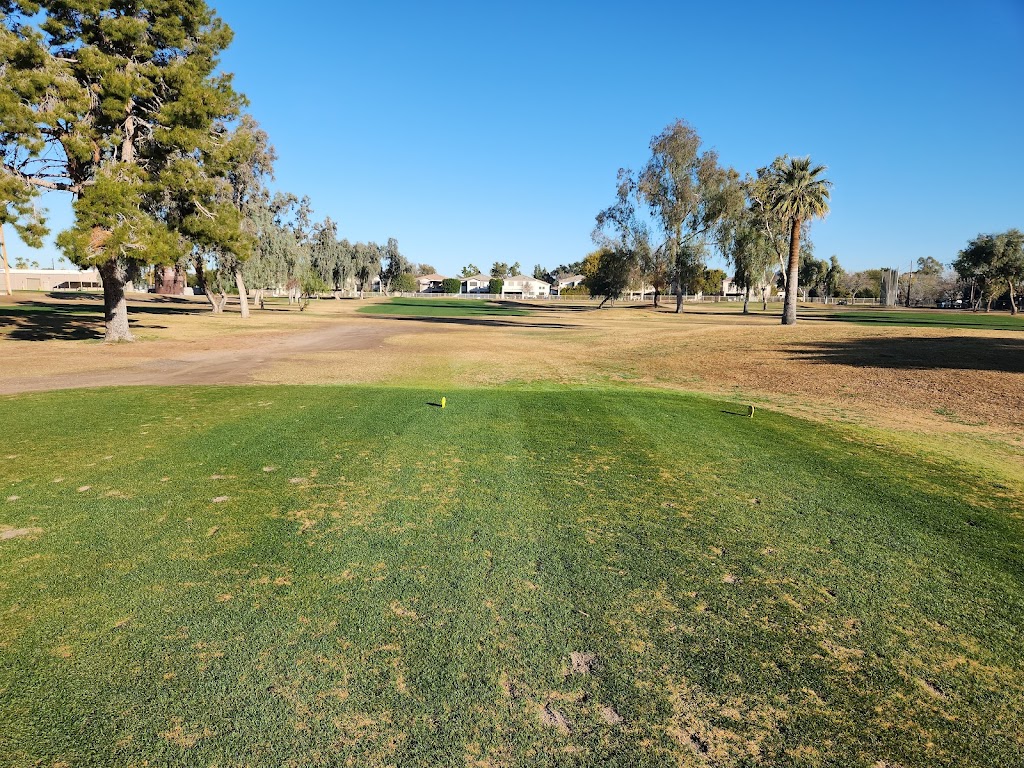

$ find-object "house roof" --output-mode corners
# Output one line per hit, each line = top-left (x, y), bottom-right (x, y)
(508, 274), (544, 283)
(417, 273), (447, 281)
(460, 273), (491, 281)
(557, 273), (584, 283)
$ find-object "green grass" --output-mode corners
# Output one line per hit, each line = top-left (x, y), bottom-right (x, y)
(800, 307), (1024, 331)
(358, 297), (531, 317)
(1, 386), (1022, 767)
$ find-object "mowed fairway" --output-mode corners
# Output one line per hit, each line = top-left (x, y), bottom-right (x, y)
(1, 386), (1022, 767)
(357, 298), (530, 317)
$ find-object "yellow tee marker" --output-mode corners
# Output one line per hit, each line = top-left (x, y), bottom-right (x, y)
(747, 405), (754, 418)
(441, 397), (447, 409)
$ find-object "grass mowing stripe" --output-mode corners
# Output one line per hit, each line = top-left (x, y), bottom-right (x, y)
(357, 298), (530, 317)
(1, 385), (1022, 767)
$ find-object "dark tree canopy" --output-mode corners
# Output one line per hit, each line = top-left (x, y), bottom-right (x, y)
(1, 0), (243, 339)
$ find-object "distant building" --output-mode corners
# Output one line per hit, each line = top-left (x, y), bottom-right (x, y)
(460, 273), (492, 293)
(1, 266), (101, 292)
(415, 273), (447, 293)
(502, 274), (550, 298)
(155, 266), (185, 295)
(721, 278), (746, 297)
(555, 274), (585, 293)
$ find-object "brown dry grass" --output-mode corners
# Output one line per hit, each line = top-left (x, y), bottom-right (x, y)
(3, 291), (1022, 473)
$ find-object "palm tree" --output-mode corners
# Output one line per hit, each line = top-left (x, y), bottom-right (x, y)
(766, 156), (832, 325)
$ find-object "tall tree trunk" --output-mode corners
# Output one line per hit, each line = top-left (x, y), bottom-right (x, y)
(905, 267), (914, 308)
(1009, 281), (1017, 315)
(0, 225), (12, 296)
(234, 268), (250, 319)
(653, 288), (659, 308)
(674, 280), (683, 314)
(194, 255), (220, 312)
(98, 259), (133, 342)
(742, 285), (750, 314)
(782, 217), (802, 325)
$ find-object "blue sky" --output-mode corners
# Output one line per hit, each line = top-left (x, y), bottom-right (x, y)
(24, 0), (1024, 275)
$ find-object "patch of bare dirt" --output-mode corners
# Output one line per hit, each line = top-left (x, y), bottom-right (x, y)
(0, 525), (42, 540)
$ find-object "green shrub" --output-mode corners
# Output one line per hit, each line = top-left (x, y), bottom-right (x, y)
(488, 278), (504, 294)
(392, 272), (417, 293)
(442, 278), (462, 294)
(560, 284), (590, 296)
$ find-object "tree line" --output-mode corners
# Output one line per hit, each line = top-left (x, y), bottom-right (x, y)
(584, 119), (832, 323)
(0, 0), (409, 340)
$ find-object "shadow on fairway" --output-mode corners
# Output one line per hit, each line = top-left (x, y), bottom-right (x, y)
(1, 302), (174, 340)
(788, 335), (1024, 373)
(798, 309), (1024, 332)
(513, 302), (597, 313)
(379, 315), (576, 330)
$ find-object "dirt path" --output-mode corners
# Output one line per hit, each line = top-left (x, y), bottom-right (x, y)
(0, 322), (408, 394)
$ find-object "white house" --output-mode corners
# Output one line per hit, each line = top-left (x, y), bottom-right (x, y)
(555, 273), (585, 293)
(459, 273), (491, 293)
(502, 274), (550, 298)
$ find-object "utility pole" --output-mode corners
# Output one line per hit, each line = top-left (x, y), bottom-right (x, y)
(1, 225), (12, 296)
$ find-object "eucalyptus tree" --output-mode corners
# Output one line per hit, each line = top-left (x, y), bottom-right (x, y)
(955, 230), (1024, 313)
(592, 170), (651, 305)
(353, 242), (382, 298)
(243, 192), (305, 308)
(798, 255), (828, 301)
(720, 209), (775, 313)
(1002, 230), (1024, 314)
(758, 156), (832, 324)
(636, 120), (743, 313)
(378, 238), (408, 294)
(197, 115), (277, 318)
(1, 0), (243, 340)
(955, 235), (1001, 311)
(311, 218), (351, 297)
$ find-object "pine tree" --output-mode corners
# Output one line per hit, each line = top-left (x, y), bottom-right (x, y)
(1, 0), (243, 340)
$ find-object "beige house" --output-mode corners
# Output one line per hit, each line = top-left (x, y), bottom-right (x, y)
(415, 273), (447, 293)
(502, 275), (550, 298)
(2, 267), (101, 292)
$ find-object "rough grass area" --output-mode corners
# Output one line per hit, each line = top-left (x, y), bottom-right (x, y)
(358, 297), (530, 317)
(1, 386), (1022, 767)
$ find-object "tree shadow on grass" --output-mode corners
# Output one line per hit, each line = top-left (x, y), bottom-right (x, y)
(1, 303), (169, 341)
(798, 311), (1024, 332)
(788, 336), (1024, 374)
(379, 315), (576, 330)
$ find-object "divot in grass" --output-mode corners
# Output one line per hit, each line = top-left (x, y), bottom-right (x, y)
(600, 705), (623, 725)
(569, 651), (597, 676)
(539, 702), (571, 735)
(389, 601), (417, 619)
